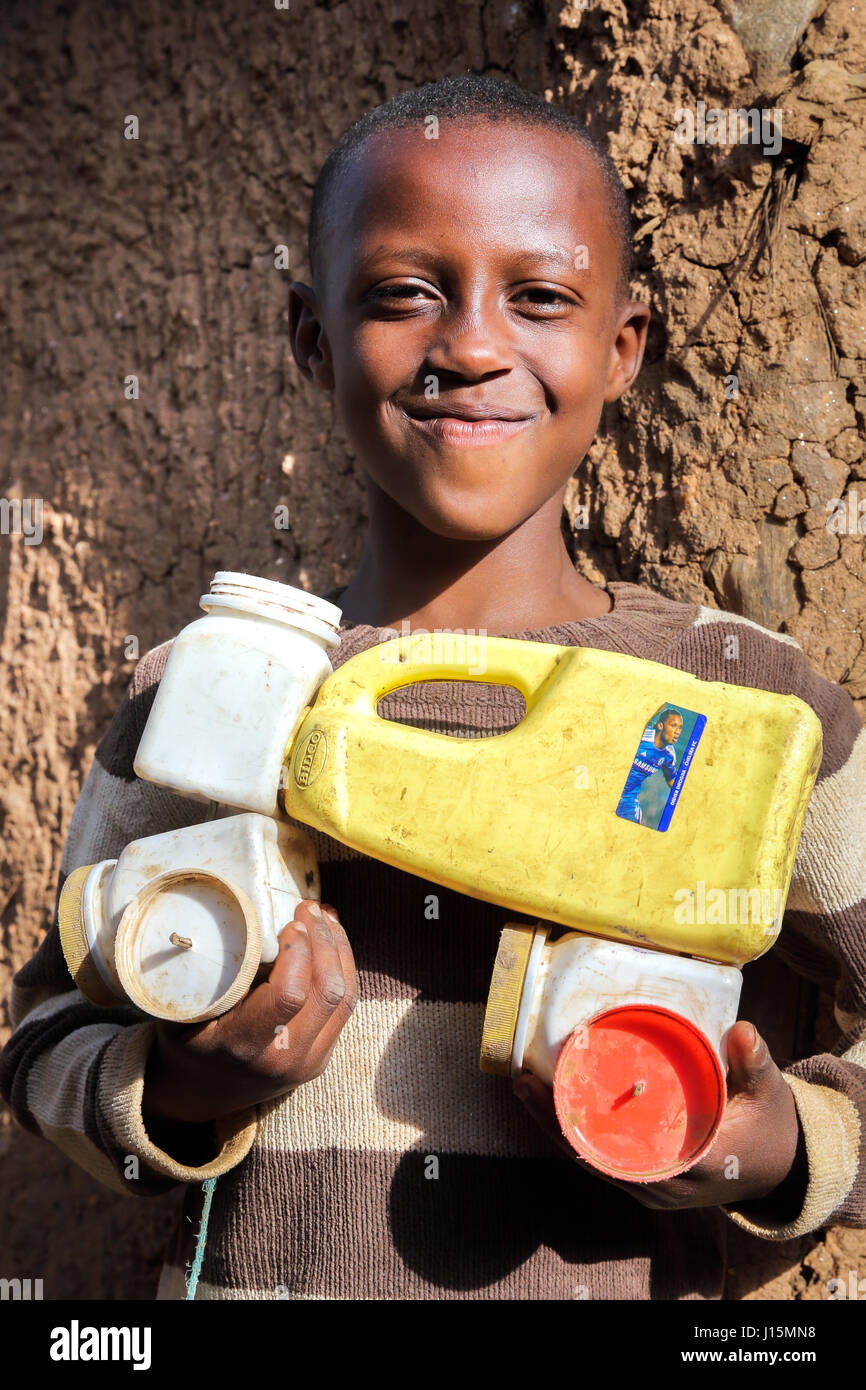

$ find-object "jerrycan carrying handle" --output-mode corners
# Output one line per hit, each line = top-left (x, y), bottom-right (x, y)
(304, 633), (566, 722)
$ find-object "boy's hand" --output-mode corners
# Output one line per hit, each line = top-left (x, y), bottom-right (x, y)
(513, 1020), (806, 1213)
(142, 900), (358, 1126)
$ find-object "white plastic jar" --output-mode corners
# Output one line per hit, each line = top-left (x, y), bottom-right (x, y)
(58, 811), (320, 1022)
(134, 572), (342, 815)
(481, 924), (742, 1182)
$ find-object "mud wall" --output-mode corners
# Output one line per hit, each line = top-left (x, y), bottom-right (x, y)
(1, 0), (863, 1299)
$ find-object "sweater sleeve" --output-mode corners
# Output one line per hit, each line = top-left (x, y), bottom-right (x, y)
(723, 645), (866, 1238)
(0, 645), (258, 1197)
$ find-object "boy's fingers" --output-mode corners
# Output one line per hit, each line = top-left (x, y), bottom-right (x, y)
(206, 901), (357, 1064)
(283, 900), (355, 1047)
(268, 916), (317, 1020)
(289, 902), (360, 1070)
(226, 919), (314, 1046)
(725, 1019), (774, 1097)
(305, 900), (354, 1001)
(317, 903), (359, 1007)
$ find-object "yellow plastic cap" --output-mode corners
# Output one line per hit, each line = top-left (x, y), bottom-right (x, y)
(58, 864), (123, 1007)
(479, 923), (537, 1075)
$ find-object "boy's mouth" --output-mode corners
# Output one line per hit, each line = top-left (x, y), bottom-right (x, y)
(400, 401), (537, 448)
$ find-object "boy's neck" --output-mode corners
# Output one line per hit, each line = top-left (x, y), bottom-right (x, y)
(336, 493), (613, 634)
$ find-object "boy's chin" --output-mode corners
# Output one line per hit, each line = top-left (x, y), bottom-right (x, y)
(409, 504), (522, 544)
(398, 489), (533, 543)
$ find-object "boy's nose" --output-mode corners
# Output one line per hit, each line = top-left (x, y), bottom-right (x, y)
(425, 308), (517, 379)
(425, 325), (514, 380)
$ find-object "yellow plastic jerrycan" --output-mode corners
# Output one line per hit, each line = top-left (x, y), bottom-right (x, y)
(280, 633), (822, 967)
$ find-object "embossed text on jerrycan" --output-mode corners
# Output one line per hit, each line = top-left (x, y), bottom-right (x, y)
(280, 632), (822, 968)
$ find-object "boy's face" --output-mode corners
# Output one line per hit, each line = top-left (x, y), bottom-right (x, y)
(290, 121), (648, 542)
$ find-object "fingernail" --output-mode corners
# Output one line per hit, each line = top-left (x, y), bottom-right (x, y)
(306, 902), (333, 935)
(321, 905), (339, 924)
(294, 921), (308, 935)
(748, 1024), (761, 1053)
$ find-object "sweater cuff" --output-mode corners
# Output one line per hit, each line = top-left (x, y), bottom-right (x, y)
(99, 1021), (258, 1184)
(721, 1073), (860, 1240)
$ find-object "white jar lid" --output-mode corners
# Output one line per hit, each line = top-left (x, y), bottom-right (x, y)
(114, 869), (262, 1022)
(200, 571), (342, 647)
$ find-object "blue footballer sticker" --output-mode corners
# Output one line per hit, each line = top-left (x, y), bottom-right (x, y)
(615, 703), (706, 832)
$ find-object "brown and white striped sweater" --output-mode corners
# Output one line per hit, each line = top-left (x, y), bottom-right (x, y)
(3, 580), (865, 1300)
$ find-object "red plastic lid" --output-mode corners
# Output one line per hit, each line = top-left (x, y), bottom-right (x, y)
(553, 1005), (725, 1182)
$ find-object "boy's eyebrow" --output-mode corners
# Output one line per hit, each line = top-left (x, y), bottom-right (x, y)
(354, 247), (441, 273)
(509, 246), (588, 273)
(354, 244), (591, 275)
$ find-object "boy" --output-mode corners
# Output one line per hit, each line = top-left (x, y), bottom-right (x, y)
(3, 75), (865, 1300)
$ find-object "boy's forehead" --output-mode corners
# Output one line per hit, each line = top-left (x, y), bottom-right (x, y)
(321, 121), (617, 290)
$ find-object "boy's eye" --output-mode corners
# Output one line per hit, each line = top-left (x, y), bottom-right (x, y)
(364, 282), (578, 313)
(368, 283), (434, 303)
(514, 286), (575, 309)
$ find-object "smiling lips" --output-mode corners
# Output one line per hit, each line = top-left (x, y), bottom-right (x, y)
(402, 403), (536, 447)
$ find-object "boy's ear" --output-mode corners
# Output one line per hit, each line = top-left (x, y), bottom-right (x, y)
(604, 299), (651, 403)
(288, 281), (335, 390)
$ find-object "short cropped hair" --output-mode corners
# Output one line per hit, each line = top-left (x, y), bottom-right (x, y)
(308, 74), (633, 301)
(656, 708), (684, 728)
